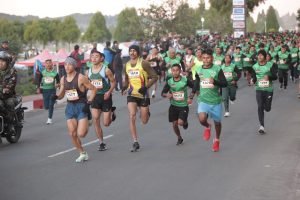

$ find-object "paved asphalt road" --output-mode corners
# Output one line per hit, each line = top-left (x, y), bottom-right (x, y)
(1, 79), (300, 200)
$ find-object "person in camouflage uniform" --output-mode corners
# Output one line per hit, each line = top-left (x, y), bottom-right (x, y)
(0, 51), (17, 131)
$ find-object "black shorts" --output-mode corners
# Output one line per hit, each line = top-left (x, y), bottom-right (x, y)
(127, 96), (150, 107)
(91, 94), (112, 112)
(152, 66), (161, 75)
(169, 105), (189, 123)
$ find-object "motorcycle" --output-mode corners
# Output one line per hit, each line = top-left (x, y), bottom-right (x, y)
(0, 95), (27, 144)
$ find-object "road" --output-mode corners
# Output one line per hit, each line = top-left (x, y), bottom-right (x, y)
(1, 79), (300, 200)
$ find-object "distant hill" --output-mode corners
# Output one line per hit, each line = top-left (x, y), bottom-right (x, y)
(0, 12), (118, 32)
(275, 11), (297, 30)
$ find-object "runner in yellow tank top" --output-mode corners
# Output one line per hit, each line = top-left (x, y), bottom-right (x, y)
(122, 45), (158, 152)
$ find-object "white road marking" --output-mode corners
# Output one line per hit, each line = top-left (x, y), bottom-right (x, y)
(48, 135), (113, 158)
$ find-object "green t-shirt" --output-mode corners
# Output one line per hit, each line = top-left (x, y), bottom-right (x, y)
(213, 54), (224, 66)
(88, 64), (110, 94)
(167, 76), (189, 107)
(221, 63), (237, 84)
(233, 53), (243, 69)
(290, 47), (298, 63)
(252, 62), (274, 92)
(41, 69), (58, 90)
(242, 52), (254, 67)
(277, 51), (289, 70)
(196, 65), (222, 105)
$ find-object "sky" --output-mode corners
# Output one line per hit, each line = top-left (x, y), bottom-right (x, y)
(0, 0), (299, 21)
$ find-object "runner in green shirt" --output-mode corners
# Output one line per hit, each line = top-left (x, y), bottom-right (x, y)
(249, 50), (278, 134)
(161, 63), (195, 145)
(190, 49), (227, 152)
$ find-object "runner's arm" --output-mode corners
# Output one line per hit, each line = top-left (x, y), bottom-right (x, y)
(233, 66), (241, 81)
(106, 68), (116, 94)
(37, 73), (43, 88)
(213, 69), (227, 88)
(142, 60), (158, 88)
(248, 67), (257, 83)
(161, 83), (170, 97)
(269, 63), (278, 81)
(56, 76), (65, 100)
(81, 75), (97, 102)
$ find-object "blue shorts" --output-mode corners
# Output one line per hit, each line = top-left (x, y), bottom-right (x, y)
(65, 102), (88, 120)
(197, 102), (222, 122)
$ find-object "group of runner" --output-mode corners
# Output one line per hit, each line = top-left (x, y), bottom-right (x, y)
(36, 31), (300, 162)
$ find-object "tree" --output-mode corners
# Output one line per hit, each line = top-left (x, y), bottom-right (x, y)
(24, 20), (39, 49)
(209, 0), (265, 13)
(256, 10), (266, 33)
(83, 11), (111, 43)
(60, 16), (80, 50)
(173, 3), (197, 36)
(162, 0), (186, 33)
(297, 9), (300, 28)
(0, 19), (24, 54)
(246, 16), (256, 32)
(266, 6), (279, 32)
(49, 19), (62, 51)
(114, 8), (144, 42)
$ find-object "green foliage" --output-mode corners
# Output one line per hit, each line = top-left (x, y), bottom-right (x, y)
(209, 0), (265, 13)
(83, 12), (111, 43)
(114, 8), (144, 42)
(16, 70), (36, 96)
(266, 6), (279, 32)
(60, 16), (80, 47)
(173, 3), (197, 37)
(246, 16), (256, 32)
(0, 19), (24, 54)
(256, 11), (266, 33)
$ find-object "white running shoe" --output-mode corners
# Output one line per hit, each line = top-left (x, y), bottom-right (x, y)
(258, 126), (265, 134)
(230, 100), (235, 105)
(224, 112), (230, 117)
(75, 152), (89, 163)
(46, 118), (52, 125)
(151, 90), (156, 98)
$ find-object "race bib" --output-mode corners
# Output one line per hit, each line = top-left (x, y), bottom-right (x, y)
(235, 58), (241, 62)
(66, 89), (79, 101)
(128, 70), (140, 78)
(91, 79), (103, 89)
(258, 80), (270, 88)
(215, 60), (221, 65)
(279, 60), (285, 64)
(244, 57), (250, 62)
(201, 79), (214, 88)
(44, 77), (54, 84)
(292, 53), (298, 58)
(224, 72), (232, 79)
(173, 91), (185, 101)
(150, 62), (157, 67)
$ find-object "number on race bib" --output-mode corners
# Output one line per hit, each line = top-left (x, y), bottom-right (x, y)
(215, 60), (221, 65)
(173, 91), (185, 101)
(279, 60), (285, 64)
(91, 79), (103, 89)
(66, 89), (79, 101)
(244, 58), (250, 62)
(128, 70), (140, 78)
(292, 53), (297, 58)
(44, 77), (54, 84)
(201, 79), (214, 88)
(235, 58), (240, 62)
(258, 80), (269, 88)
(224, 72), (232, 79)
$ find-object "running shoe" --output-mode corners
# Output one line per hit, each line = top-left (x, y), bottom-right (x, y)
(258, 126), (265, 134)
(183, 122), (188, 130)
(151, 90), (156, 98)
(75, 152), (89, 163)
(46, 118), (52, 125)
(176, 138), (183, 145)
(224, 112), (230, 117)
(98, 143), (107, 151)
(111, 106), (116, 122)
(131, 142), (140, 152)
(212, 139), (220, 152)
(203, 124), (211, 141)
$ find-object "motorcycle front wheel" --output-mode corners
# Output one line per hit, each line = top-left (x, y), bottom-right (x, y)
(6, 126), (22, 143)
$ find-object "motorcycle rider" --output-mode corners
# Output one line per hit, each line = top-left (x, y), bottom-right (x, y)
(0, 51), (18, 133)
